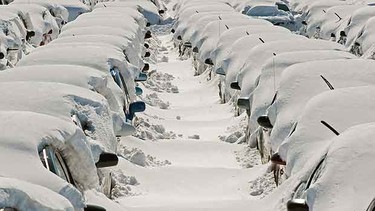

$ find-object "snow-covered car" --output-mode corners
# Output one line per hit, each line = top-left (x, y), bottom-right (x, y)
(61, 15), (146, 49)
(266, 59), (375, 163)
(315, 4), (364, 41)
(0, 10), (28, 69)
(17, 45), (145, 121)
(0, 64), (136, 137)
(210, 25), (290, 69)
(235, 39), (345, 106)
(172, 3), (234, 31)
(175, 12), (249, 48)
(248, 50), (355, 162)
(234, 0), (276, 13)
(94, 0), (162, 25)
(91, 6), (148, 28)
(196, 17), (271, 67)
(349, 16), (375, 57)
(0, 176), (76, 210)
(6, 4), (60, 47)
(281, 87), (375, 210)
(12, 0), (90, 22)
(48, 35), (147, 71)
(216, 33), (304, 103)
(245, 4), (295, 30)
(0, 110), (102, 209)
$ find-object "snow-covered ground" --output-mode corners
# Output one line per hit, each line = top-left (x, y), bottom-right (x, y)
(110, 28), (276, 211)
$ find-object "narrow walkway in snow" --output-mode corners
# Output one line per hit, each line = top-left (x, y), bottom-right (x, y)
(114, 30), (271, 211)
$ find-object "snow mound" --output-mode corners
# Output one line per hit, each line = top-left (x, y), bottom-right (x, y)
(143, 71), (179, 93)
(188, 134), (200, 140)
(118, 145), (172, 167)
(110, 170), (140, 199)
(142, 92), (171, 109)
(134, 116), (177, 141)
(235, 147), (261, 169)
(219, 115), (247, 144)
(248, 171), (276, 199)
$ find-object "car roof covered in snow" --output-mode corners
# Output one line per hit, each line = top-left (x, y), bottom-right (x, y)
(250, 50), (356, 131)
(307, 122), (375, 211)
(236, 39), (345, 97)
(234, 0), (276, 13)
(0, 81), (117, 160)
(0, 176), (75, 210)
(278, 86), (375, 177)
(0, 110), (98, 208)
(269, 59), (375, 156)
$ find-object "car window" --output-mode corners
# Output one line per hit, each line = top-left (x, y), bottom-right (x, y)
(306, 157), (326, 189)
(39, 146), (73, 184)
(288, 122), (298, 137)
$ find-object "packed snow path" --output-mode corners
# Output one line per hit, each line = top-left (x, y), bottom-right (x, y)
(114, 29), (273, 211)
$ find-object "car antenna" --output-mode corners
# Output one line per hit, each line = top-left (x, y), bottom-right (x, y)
(323, 9), (326, 13)
(225, 24), (229, 30)
(334, 13), (342, 21)
(320, 75), (334, 90)
(259, 37), (265, 43)
(246, 31), (250, 35)
(321, 121), (340, 136)
(195, 10), (199, 13)
(218, 16), (222, 20)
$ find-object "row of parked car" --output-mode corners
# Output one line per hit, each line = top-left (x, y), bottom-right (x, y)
(171, 0), (375, 210)
(294, 0), (375, 59)
(0, 0), (164, 210)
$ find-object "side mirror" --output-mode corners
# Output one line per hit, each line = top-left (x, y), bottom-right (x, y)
(145, 31), (152, 39)
(271, 152), (286, 165)
(237, 97), (250, 109)
(215, 67), (226, 76)
(135, 87), (143, 96)
(142, 63), (150, 72)
(144, 43), (150, 49)
(26, 31), (35, 41)
(183, 42), (192, 48)
(340, 31), (346, 37)
(177, 35), (182, 40)
(193, 47), (199, 53)
(115, 120), (136, 137)
(286, 199), (308, 211)
(257, 115), (273, 128)
(135, 73), (148, 82)
(171, 28), (176, 33)
(127, 101), (146, 120)
(204, 58), (214, 65)
(230, 81), (241, 90)
(159, 10), (165, 15)
(0, 52), (4, 60)
(95, 153), (118, 168)
(301, 21), (307, 25)
(144, 51), (151, 58)
(146, 22), (151, 27)
(84, 204), (106, 211)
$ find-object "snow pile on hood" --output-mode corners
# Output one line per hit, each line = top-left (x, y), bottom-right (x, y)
(0, 111), (98, 208)
(0, 177), (74, 211)
(118, 145), (171, 167)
